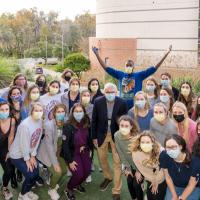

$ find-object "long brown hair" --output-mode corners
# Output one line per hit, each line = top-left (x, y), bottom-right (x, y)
(24, 84), (40, 106)
(118, 115), (140, 136)
(145, 76), (160, 99)
(11, 73), (28, 90)
(67, 103), (90, 128)
(129, 130), (161, 166)
(160, 87), (174, 112)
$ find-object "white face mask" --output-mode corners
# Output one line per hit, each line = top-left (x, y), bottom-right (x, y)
(70, 85), (79, 92)
(32, 111), (43, 120)
(154, 113), (166, 122)
(82, 96), (90, 105)
(49, 87), (59, 95)
(181, 88), (190, 97)
(30, 93), (40, 101)
(119, 127), (131, 136)
(90, 85), (98, 92)
(125, 67), (133, 74)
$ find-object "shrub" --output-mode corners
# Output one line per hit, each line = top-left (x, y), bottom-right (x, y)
(57, 53), (90, 78)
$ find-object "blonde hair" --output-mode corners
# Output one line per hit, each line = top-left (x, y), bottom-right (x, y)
(24, 84), (40, 106)
(172, 101), (189, 142)
(134, 91), (150, 119)
(30, 103), (44, 115)
(129, 130), (160, 166)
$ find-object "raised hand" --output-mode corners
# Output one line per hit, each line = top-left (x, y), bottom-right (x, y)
(167, 45), (172, 53)
(92, 46), (99, 55)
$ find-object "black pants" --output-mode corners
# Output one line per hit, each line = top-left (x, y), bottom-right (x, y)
(127, 173), (166, 200)
(0, 156), (13, 187)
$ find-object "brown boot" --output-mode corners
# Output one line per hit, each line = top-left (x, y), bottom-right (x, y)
(99, 178), (112, 191)
(112, 194), (120, 200)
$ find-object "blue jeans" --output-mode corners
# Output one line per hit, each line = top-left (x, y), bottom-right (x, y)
(11, 158), (39, 195)
(165, 186), (200, 200)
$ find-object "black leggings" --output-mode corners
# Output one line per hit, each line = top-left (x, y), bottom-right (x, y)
(0, 156), (13, 187)
(127, 174), (166, 200)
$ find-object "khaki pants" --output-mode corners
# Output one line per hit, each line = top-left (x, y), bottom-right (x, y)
(97, 133), (122, 194)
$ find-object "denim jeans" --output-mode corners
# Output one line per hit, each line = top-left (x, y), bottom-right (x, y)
(165, 186), (200, 200)
(11, 158), (40, 195)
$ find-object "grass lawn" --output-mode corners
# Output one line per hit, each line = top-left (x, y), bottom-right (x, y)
(0, 152), (131, 200)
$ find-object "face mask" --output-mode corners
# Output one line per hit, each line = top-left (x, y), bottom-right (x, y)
(119, 127), (130, 136)
(161, 80), (170, 88)
(160, 95), (169, 103)
(30, 93), (40, 101)
(11, 95), (22, 102)
(73, 112), (84, 122)
(64, 76), (71, 82)
(135, 100), (146, 109)
(49, 87), (59, 95)
(167, 148), (181, 159)
(82, 97), (90, 105)
(154, 113), (165, 122)
(140, 143), (153, 153)
(90, 85), (99, 92)
(70, 85), (79, 92)
(125, 67), (133, 74)
(37, 80), (45, 87)
(32, 111), (43, 120)
(146, 85), (155, 93)
(0, 112), (9, 120)
(105, 93), (116, 102)
(56, 113), (65, 121)
(181, 88), (190, 97)
(173, 114), (185, 123)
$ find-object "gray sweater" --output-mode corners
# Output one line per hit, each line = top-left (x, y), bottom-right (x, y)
(114, 130), (136, 171)
(9, 116), (43, 161)
(150, 117), (178, 146)
(37, 120), (59, 167)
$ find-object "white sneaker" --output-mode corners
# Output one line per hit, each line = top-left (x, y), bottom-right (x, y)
(67, 170), (72, 177)
(18, 193), (32, 200)
(91, 163), (95, 171)
(48, 188), (60, 200)
(85, 175), (92, 183)
(2, 187), (13, 200)
(27, 191), (39, 200)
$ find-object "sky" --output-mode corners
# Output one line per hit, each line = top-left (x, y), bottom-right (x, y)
(0, 0), (96, 20)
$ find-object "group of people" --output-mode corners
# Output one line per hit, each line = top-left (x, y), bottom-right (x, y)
(0, 45), (199, 200)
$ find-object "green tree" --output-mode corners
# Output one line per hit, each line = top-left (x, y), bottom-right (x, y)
(63, 53), (90, 78)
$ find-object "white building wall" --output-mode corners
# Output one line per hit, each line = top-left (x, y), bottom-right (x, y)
(96, 0), (199, 68)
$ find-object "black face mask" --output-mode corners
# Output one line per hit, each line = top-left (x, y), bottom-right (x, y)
(64, 76), (71, 82)
(37, 80), (45, 87)
(173, 114), (185, 123)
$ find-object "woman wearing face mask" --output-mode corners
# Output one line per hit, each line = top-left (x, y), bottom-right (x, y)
(150, 102), (178, 146)
(129, 131), (166, 200)
(145, 77), (160, 108)
(88, 78), (104, 104)
(178, 82), (195, 118)
(21, 85), (40, 120)
(35, 75), (47, 96)
(0, 102), (16, 200)
(159, 134), (200, 200)
(40, 80), (62, 120)
(1, 73), (28, 101)
(128, 91), (153, 131)
(172, 101), (197, 152)
(191, 95), (200, 121)
(114, 115), (140, 200)
(37, 104), (67, 200)
(60, 103), (93, 200)
(60, 69), (74, 93)
(9, 103), (44, 200)
(61, 78), (80, 115)
(7, 86), (23, 125)
(159, 88), (174, 113)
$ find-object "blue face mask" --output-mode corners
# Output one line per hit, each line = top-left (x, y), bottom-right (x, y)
(135, 100), (146, 109)
(105, 93), (116, 102)
(56, 113), (65, 121)
(146, 85), (156, 93)
(161, 80), (170, 88)
(160, 95), (169, 103)
(0, 112), (9, 120)
(166, 148), (181, 159)
(11, 95), (22, 102)
(73, 112), (84, 122)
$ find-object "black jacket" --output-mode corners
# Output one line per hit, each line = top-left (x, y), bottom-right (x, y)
(60, 124), (93, 164)
(91, 96), (128, 147)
